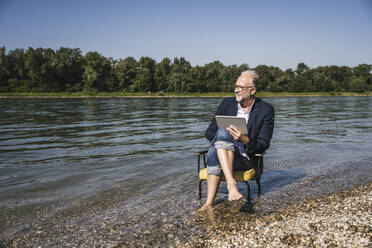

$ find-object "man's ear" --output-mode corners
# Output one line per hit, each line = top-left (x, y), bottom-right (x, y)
(251, 87), (257, 95)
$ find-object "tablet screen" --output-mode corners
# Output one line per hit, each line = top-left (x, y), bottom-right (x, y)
(215, 115), (248, 134)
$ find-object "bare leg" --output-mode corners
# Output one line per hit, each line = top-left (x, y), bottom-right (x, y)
(200, 174), (220, 210)
(217, 148), (243, 201)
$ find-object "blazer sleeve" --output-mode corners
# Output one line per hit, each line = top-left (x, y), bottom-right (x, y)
(205, 99), (226, 141)
(246, 105), (275, 153)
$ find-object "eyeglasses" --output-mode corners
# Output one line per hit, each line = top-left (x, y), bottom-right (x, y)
(235, 85), (254, 91)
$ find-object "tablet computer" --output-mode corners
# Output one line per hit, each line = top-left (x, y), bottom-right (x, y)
(215, 115), (248, 134)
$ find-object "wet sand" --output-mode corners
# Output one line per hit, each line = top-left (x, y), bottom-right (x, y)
(187, 182), (372, 247)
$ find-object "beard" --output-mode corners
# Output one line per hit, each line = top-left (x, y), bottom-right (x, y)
(235, 91), (251, 103)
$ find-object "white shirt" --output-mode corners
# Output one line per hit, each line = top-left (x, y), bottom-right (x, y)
(237, 98), (255, 123)
(235, 99), (255, 158)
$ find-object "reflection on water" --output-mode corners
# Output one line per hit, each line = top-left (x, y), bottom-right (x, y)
(0, 96), (371, 245)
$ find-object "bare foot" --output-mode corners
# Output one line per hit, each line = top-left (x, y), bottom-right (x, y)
(227, 183), (243, 201)
(198, 204), (213, 211)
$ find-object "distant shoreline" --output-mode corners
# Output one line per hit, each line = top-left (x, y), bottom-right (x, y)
(1, 92), (371, 98)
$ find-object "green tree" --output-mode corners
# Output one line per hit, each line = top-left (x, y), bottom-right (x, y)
(5, 48), (27, 92)
(293, 63), (312, 92)
(268, 71), (293, 92)
(132, 56), (156, 92)
(168, 72), (184, 92)
(154, 57), (171, 91)
(289, 75), (307, 92)
(0, 46), (9, 92)
(353, 64), (371, 78)
(115, 56), (137, 91)
(312, 72), (333, 92)
(167, 57), (192, 92)
(352, 64), (371, 92)
(40, 48), (58, 91)
(349, 77), (367, 92)
(219, 65), (240, 92)
(185, 66), (206, 92)
(238, 63), (249, 73)
(295, 62), (309, 75)
(172, 57), (191, 74)
(254, 65), (283, 91)
(201, 61), (224, 92)
(24, 47), (47, 91)
(82, 51), (113, 92)
(1, 46), (371, 94)
(54, 47), (84, 92)
(327, 66), (352, 91)
(266, 81), (281, 92)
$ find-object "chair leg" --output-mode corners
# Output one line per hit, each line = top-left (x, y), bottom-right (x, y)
(256, 178), (261, 197)
(198, 180), (203, 200)
(244, 181), (251, 204)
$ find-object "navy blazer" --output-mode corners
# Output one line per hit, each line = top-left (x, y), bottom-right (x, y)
(205, 97), (275, 154)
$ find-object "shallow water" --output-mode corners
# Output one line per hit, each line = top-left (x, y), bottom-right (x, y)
(0, 96), (371, 246)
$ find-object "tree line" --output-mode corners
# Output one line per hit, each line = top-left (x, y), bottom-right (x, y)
(0, 46), (371, 93)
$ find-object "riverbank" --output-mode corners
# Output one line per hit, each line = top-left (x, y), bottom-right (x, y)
(187, 182), (371, 247)
(3, 181), (370, 248)
(0, 91), (371, 98)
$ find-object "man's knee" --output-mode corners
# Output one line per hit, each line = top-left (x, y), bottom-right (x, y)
(207, 129), (235, 175)
(213, 128), (235, 151)
(207, 165), (221, 176)
(206, 146), (222, 175)
(207, 146), (218, 166)
(214, 128), (233, 142)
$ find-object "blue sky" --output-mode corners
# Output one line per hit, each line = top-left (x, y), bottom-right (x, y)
(1, 0), (371, 69)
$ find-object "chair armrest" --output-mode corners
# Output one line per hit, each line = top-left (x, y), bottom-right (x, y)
(247, 152), (263, 157)
(195, 150), (208, 172)
(194, 150), (208, 156)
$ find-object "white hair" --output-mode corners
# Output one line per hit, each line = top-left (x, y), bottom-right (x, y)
(241, 70), (259, 87)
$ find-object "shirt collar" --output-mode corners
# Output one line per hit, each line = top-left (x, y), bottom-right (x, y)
(238, 97), (256, 113)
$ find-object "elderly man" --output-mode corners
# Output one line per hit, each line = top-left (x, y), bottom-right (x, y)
(201, 70), (274, 210)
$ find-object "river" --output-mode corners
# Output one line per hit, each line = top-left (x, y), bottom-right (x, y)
(0, 96), (371, 246)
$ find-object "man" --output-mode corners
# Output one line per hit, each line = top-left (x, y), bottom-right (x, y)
(201, 70), (274, 210)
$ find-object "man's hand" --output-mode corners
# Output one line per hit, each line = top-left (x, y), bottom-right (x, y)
(227, 125), (249, 145)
